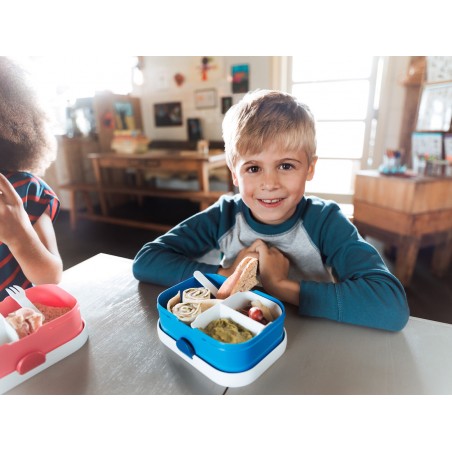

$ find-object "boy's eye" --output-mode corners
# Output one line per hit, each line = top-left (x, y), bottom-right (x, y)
(279, 163), (294, 170)
(246, 165), (260, 173)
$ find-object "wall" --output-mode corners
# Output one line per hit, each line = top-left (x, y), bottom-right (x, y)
(133, 56), (274, 142)
(50, 56), (410, 209)
(133, 56), (410, 165)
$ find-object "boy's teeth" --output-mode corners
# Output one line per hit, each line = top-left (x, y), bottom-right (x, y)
(262, 199), (280, 204)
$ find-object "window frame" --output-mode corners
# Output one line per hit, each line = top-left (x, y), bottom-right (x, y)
(285, 56), (383, 204)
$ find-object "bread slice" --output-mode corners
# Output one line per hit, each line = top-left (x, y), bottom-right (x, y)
(217, 256), (259, 299)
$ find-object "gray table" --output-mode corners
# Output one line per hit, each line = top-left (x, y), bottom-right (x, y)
(6, 253), (225, 395)
(5, 253), (452, 394)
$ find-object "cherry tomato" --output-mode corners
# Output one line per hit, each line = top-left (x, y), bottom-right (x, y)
(248, 306), (264, 322)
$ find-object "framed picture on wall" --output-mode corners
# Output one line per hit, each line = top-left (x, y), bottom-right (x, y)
(187, 118), (203, 141)
(93, 92), (143, 152)
(195, 89), (217, 109)
(154, 102), (183, 127)
(114, 101), (135, 130)
(416, 82), (452, 132)
(444, 133), (452, 162)
(221, 96), (233, 114)
(232, 64), (249, 94)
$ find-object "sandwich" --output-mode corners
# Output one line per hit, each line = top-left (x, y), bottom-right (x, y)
(217, 256), (259, 299)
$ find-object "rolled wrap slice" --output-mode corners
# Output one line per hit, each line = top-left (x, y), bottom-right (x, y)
(182, 287), (218, 312)
(167, 292), (181, 312)
(182, 287), (210, 302)
(171, 302), (202, 324)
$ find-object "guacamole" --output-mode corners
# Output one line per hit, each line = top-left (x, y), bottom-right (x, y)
(202, 318), (254, 344)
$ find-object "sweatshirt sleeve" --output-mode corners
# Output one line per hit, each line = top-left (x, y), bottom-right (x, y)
(298, 202), (409, 332)
(132, 202), (224, 286)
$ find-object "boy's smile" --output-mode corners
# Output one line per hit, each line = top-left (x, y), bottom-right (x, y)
(231, 144), (317, 225)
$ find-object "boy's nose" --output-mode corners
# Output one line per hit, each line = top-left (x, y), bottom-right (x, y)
(261, 172), (279, 189)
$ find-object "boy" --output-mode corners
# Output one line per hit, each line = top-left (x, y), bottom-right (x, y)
(133, 89), (409, 331)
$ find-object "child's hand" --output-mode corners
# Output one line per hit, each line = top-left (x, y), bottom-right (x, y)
(253, 240), (290, 288)
(0, 173), (33, 246)
(253, 239), (300, 306)
(218, 242), (259, 277)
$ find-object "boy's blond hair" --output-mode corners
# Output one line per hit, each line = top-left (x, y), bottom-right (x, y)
(222, 89), (317, 168)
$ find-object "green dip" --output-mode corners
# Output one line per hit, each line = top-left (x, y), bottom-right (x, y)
(201, 318), (254, 344)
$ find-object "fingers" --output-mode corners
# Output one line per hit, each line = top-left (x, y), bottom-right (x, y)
(0, 173), (21, 204)
(249, 239), (267, 253)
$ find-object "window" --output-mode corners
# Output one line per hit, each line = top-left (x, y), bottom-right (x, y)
(289, 56), (384, 203)
(14, 56), (137, 135)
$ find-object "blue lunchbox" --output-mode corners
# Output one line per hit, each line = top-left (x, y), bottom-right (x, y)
(157, 273), (287, 387)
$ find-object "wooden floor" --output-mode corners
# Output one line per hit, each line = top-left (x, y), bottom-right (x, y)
(54, 208), (452, 325)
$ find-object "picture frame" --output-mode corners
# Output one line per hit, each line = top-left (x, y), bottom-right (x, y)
(114, 101), (135, 130)
(187, 118), (203, 141)
(232, 64), (249, 94)
(416, 81), (452, 132)
(221, 96), (233, 114)
(412, 132), (443, 159)
(93, 92), (143, 152)
(444, 133), (452, 162)
(154, 102), (183, 127)
(194, 88), (217, 109)
(426, 57), (452, 82)
(66, 97), (96, 138)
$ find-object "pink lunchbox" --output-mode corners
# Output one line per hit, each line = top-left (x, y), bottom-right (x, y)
(0, 284), (88, 394)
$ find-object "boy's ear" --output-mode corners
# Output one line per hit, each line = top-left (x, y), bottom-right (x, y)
(306, 156), (318, 181)
(230, 167), (239, 187)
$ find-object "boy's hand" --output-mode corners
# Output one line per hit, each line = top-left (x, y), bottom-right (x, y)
(254, 239), (300, 306)
(0, 173), (33, 246)
(218, 242), (259, 277)
(253, 239), (289, 288)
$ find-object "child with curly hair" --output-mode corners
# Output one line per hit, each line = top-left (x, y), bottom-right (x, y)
(0, 57), (62, 300)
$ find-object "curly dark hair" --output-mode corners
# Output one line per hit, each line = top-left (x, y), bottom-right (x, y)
(0, 57), (56, 175)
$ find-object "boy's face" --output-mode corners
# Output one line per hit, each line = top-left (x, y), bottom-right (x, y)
(231, 144), (317, 225)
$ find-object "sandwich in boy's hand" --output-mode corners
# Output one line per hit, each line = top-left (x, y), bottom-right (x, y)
(217, 256), (259, 299)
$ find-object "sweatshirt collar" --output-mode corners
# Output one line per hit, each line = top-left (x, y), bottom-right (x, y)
(241, 197), (306, 235)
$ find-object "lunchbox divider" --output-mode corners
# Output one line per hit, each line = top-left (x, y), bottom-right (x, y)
(222, 291), (282, 323)
(191, 303), (264, 336)
(227, 307), (265, 335)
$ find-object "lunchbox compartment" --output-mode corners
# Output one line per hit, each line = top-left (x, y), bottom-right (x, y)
(190, 302), (265, 338)
(221, 291), (282, 324)
(158, 320), (287, 387)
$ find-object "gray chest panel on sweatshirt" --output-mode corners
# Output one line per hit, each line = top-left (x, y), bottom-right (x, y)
(214, 213), (333, 283)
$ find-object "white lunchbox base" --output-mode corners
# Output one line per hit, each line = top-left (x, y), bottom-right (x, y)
(0, 321), (89, 394)
(157, 320), (287, 387)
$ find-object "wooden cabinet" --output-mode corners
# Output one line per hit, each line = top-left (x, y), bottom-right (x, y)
(353, 170), (452, 286)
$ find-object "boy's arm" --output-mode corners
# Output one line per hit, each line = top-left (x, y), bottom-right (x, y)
(302, 208), (409, 331)
(258, 207), (409, 332)
(132, 205), (222, 286)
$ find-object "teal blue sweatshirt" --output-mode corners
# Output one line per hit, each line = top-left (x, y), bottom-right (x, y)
(133, 194), (409, 331)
